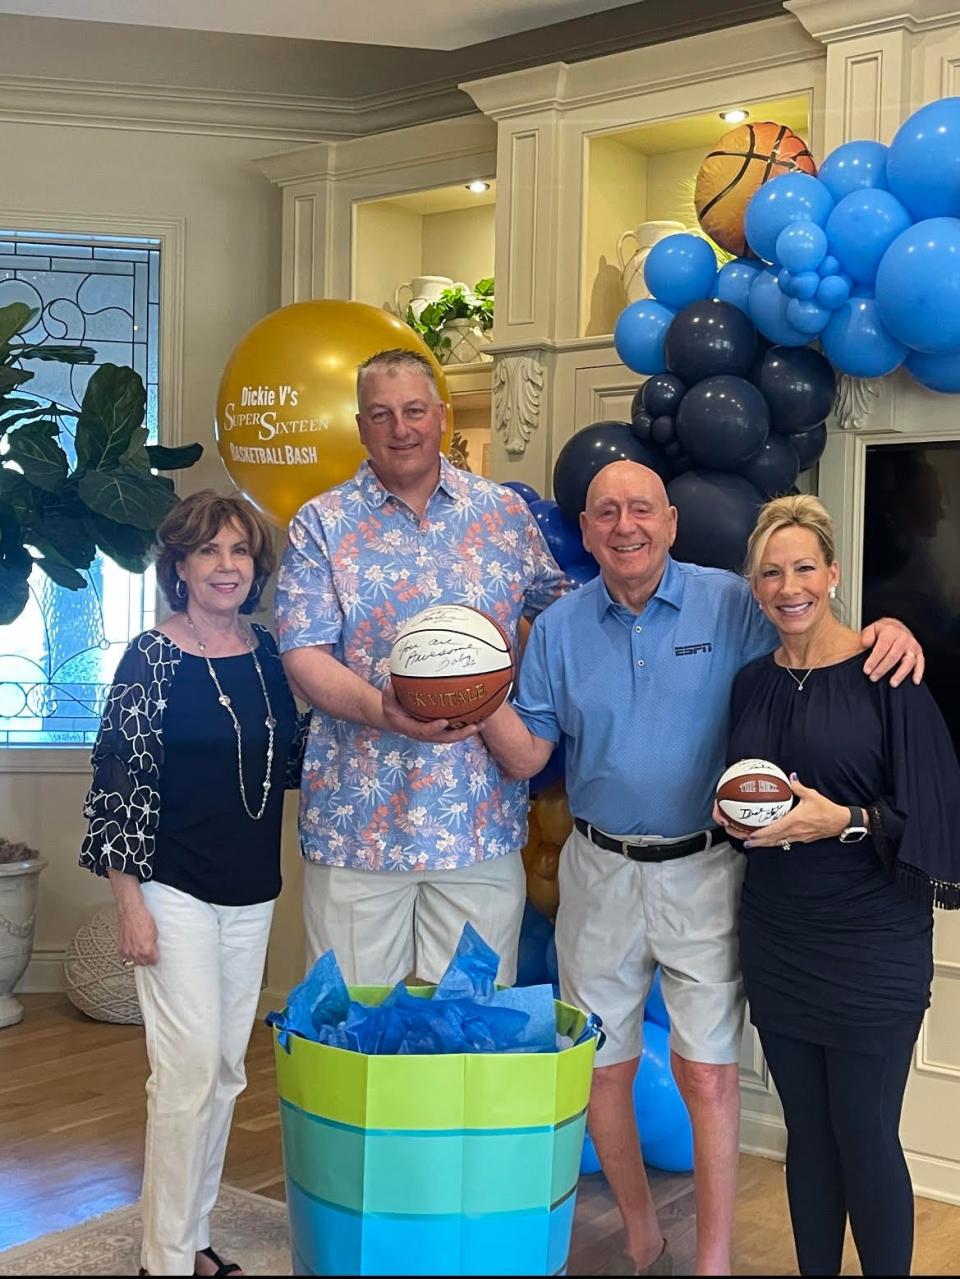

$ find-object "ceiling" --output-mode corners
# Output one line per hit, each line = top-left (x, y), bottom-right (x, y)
(0, 0), (646, 51)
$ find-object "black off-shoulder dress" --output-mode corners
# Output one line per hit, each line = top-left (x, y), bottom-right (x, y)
(728, 651), (960, 1053)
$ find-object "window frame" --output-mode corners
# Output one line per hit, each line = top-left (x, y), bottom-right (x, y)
(0, 210), (185, 773)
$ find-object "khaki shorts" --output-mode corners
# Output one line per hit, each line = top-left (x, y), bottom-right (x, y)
(556, 824), (745, 1067)
(302, 852), (526, 986)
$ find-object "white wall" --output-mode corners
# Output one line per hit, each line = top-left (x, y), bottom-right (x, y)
(0, 118), (289, 993)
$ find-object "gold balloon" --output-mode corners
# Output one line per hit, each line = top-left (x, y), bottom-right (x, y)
(215, 299), (454, 527)
(534, 785), (574, 849)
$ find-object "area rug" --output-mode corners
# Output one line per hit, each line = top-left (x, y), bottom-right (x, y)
(0, 1184), (292, 1276)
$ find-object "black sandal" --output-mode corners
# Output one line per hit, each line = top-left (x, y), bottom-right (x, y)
(195, 1245), (242, 1277)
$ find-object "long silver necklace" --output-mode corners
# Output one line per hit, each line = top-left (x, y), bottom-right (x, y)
(784, 666), (815, 693)
(185, 611), (276, 821)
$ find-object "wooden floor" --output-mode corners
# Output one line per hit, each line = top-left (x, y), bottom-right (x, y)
(2, 994), (959, 1275)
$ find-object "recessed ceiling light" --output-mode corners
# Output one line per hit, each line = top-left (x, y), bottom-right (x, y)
(720, 109), (749, 124)
(465, 180), (491, 193)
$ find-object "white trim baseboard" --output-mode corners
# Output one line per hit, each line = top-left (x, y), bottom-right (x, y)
(740, 1108), (787, 1162)
(15, 947), (67, 993)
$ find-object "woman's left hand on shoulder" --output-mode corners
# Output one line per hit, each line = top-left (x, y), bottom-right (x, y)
(742, 775), (849, 848)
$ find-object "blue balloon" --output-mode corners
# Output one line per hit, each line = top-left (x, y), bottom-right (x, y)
(501, 479), (541, 506)
(645, 968), (669, 1029)
(777, 267), (797, 297)
(738, 433), (801, 497)
(875, 217), (960, 353)
(791, 270), (820, 301)
(824, 188), (913, 284)
(818, 254), (841, 277)
(776, 221), (828, 272)
(886, 97), (960, 220)
(521, 899), (554, 939)
(905, 349), (960, 393)
(528, 498), (591, 569)
(821, 294), (907, 378)
(516, 931), (551, 986)
(747, 268), (813, 346)
(676, 375), (769, 470)
(817, 140), (889, 202)
(565, 560), (601, 589)
(545, 934), (559, 984)
(642, 1126), (695, 1174)
(580, 1127), (602, 1175)
(644, 233), (718, 310)
(785, 298), (830, 335)
(744, 172), (835, 263)
(713, 257), (761, 314)
(614, 299), (676, 374)
(530, 738), (565, 794)
(816, 273), (851, 310)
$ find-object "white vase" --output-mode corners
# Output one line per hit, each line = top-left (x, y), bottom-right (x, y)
(0, 857), (47, 1028)
(394, 275), (454, 321)
(616, 220), (687, 305)
(439, 317), (493, 365)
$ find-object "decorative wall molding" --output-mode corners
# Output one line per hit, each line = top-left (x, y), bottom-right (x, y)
(834, 374), (881, 430)
(786, 0), (960, 42)
(492, 354), (545, 455)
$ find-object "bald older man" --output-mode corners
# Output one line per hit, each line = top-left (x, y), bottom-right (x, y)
(479, 461), (921, 1277)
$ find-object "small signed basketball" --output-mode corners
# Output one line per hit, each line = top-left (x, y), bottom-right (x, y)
(389, 604), (514, 727)
(716, 758), (794, 833)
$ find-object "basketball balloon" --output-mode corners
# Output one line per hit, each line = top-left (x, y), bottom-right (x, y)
(695, 122), (817, 258)
(389, 604), (514, 727)
(215, 300), (453, 527)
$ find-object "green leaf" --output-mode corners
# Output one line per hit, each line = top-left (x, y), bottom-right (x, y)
(11, 343), (97, 364)
(474, 277), (495, 297)
(91, 513), (152, 573)
(0, 366), (34, 394)
(25, 518), (96, 571)
(77, 467), (178, 531)
(35, 557), (87, 590)
(0, 303), (39, 347)
(146, 442), (204, 471)
(0, 563), (30, 624)
(0, 467), (39, 523)
(75, 364), (147, 470)
(4, 420), (69, 493)
(120, 426), (151, 471)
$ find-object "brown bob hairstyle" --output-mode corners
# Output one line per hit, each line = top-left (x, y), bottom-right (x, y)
(154, 489), (276, 614)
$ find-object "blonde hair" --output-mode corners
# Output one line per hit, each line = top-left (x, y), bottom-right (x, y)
(745, 493), (837, 582)
(155, 489), (275, 614)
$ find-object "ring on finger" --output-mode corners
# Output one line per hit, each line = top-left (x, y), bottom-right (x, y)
(121, 958), (134, 969)
(781, 840), (791, 851)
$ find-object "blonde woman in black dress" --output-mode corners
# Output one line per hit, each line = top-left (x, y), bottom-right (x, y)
(715, 494), (960, 1277)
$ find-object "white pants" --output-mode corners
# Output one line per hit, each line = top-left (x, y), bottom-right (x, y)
(135, 882), (274, 1276)
(302, 853), (526, 986)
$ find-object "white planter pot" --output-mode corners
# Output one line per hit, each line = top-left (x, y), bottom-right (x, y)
(438, 317), (493, 365)
(394, 275), (455, 321)
(0, 857), (47, 1029)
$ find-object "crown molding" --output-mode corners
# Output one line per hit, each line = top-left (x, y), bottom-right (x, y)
(784, 0), (960, 41)
(0, 71), (477, 142)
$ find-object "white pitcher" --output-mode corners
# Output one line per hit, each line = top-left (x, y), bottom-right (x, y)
(394, 275), (454, 321)
(616, 221), (687, 305)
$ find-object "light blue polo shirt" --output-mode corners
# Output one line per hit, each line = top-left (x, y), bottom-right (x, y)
(513, 556), (777, 837)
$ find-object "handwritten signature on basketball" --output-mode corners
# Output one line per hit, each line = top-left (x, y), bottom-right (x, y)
(392, 636), (480, 673)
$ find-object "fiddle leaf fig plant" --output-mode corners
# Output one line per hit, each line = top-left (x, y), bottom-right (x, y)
(406, 276), (494, 354)
(0, 300), (203, 625)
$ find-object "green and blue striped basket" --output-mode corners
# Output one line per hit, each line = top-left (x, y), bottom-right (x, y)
(273, 985), (600, 1276)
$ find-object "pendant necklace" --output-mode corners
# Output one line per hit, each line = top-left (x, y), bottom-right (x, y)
(784, 666), (815, 693)
(185, 611), (276, 820)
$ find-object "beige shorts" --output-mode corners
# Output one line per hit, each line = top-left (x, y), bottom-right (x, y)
(556, 825), (745, 1067)
(302, 853), (526, 986)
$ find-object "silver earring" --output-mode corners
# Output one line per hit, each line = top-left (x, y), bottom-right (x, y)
(175, 578), (187, 602)
(829, 586), (837, 599)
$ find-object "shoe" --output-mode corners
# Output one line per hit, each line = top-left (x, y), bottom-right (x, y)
(601, 1239), (674, 1276)
(195, 1245), (242, 1277)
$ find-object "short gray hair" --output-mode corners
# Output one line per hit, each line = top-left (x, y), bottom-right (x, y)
(356, 348), (440, 404)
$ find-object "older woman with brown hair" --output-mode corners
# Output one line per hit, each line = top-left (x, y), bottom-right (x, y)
(80, 490), (306, 1277)
(716, 493), (960, 1277)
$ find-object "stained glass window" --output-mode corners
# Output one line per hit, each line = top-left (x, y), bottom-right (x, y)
(0, 230), (162, 747)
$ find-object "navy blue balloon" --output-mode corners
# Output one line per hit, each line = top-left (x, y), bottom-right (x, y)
(738, 434), (801, 497)
(664, 299), (758, 385)
(789, 422), (827, 470)
(668, 469), (765, 572)
(821, 293), (907, 378)
(817, 140), (889, 202)
(824, 188), (912, 284)
(552, 422), (669, 524)
(642, 373), (686, 419)
(752, 345), (836, 434)
(713, 257), (761, 315)
(528, 498), (590, 569)
(675, 375), (769, 471)
(614, 298), (675, 374)
(565, 560), (601, 589)
(501, 479), (541, 506)
(530, 738), (566, 794)
(651, 415), (676, 446)
(886, 97), (960, 221)
(630, 410), (653, 442)
(875, 217), (960, 354)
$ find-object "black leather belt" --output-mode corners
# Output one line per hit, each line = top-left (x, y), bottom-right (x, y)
(574, 817), (724, 863)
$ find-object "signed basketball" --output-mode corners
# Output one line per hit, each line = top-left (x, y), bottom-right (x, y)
(716, 758), (794, 832)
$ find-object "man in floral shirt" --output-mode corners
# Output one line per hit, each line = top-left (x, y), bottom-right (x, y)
(275, 349), (564, 984)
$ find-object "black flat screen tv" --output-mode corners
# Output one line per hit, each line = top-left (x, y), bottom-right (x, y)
(861, 440), (960, 753)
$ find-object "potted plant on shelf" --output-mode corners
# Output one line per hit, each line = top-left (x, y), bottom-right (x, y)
(405, 277), (494, 365)
(0, 300), (203, 1025)
(0, 837), (46, 1028)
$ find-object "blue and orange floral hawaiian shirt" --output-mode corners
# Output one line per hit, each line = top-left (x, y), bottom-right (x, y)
(275, 458), (565, 872)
